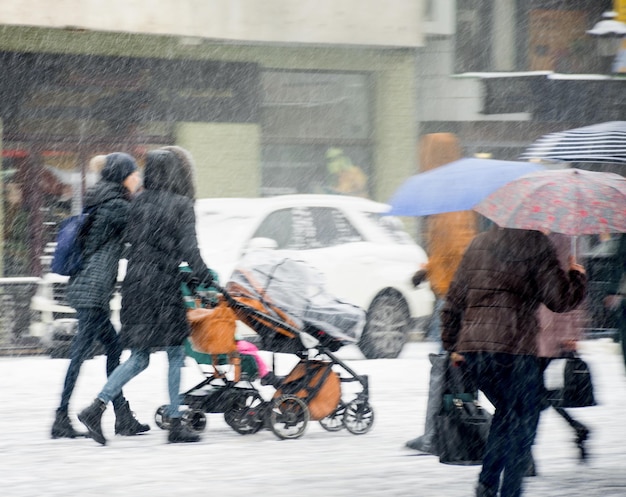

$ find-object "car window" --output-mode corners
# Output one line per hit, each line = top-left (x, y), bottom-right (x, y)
(364, 212), (414, 244)
(308, 207), (363, 248)
(196, 211), (258, 256)
(253, 208), (294, 249)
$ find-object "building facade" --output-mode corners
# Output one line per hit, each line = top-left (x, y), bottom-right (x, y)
(416, 0), (625, 161)
(0, 0), (425, 277)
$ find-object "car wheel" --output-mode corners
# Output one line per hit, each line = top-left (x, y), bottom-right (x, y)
(358, 290), (410, 359)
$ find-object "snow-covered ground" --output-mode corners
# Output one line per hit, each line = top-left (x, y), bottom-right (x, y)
(1, 340), (625, 497)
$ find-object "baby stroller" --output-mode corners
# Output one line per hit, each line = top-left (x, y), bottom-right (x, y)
(153, 277), (269, 436)
(155, 253), (375, 440)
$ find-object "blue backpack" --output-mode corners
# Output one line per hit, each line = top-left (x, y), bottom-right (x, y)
(51, 207), (96, 276)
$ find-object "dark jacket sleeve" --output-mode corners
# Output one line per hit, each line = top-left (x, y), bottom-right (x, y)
(177, 199), (214, 285)
(84, 198), (129, 258)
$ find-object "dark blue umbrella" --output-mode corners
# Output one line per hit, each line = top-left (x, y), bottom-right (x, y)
(387, 158), (545, 216)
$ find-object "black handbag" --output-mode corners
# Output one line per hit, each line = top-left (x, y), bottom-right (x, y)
(559, 355), (596, 408)
(435, 357), (492, 466)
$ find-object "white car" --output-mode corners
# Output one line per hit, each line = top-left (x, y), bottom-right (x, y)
(195, 194), (434, 359)
(30, 194), (434, 359)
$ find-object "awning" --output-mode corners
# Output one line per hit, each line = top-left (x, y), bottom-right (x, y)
(459, 72), (626, 122)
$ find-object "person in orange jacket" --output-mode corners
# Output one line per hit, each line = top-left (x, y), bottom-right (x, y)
(325, 147), (368, 198)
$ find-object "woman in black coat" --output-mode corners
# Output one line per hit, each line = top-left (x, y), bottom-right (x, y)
(79, 146), (215, 444)
(52, 153), (148, 439)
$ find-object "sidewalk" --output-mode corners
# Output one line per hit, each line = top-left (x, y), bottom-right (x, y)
(0, 340), (624, 497)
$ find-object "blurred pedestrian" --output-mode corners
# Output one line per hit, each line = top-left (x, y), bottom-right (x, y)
(405, 210), (477, 453)
(78, 146), (217, 445)
(526, 233), (590, 474)
(324, 147), (368, 197)
(441, 225), (587, 497)
(595, 234), (626, 372)
(51, 152), (147, 439)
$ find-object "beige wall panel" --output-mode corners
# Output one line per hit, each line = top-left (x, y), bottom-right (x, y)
(175, 122), (260, 198)
(372, 56), (416, 203)
(1, 0), (423, 47)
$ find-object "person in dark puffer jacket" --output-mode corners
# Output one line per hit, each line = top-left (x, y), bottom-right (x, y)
(441, 225), (587, 497)
(79, 146), (216, 445)
(52, 152), (148, 439)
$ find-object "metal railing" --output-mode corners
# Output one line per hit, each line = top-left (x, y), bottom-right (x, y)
(0, 277), (42, 355)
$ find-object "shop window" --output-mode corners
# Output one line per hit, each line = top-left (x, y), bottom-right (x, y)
(260, 71), (372, 197)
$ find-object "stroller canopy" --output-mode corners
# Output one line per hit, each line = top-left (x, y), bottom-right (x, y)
(227, 251), (365, 344)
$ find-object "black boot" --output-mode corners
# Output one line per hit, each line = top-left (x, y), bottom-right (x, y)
(405, 353), (446, 455)
(476, 482), (498, 497)
(114, 401), (150, 436)
(51, 409), (87, 439)
(576, 426), (590, 461)
(168, 417), (200, 443)
(78, 398), (107, 445)
(525, 452), (537, 477)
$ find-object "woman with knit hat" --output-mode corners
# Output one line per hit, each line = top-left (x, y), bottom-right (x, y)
(79, 146), (216, 444)
(51, 152), (148, 439)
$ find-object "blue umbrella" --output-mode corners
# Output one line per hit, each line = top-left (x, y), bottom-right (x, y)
(387, 158), (545, 216)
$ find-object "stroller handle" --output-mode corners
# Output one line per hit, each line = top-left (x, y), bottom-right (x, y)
(210, 284), (313, 345)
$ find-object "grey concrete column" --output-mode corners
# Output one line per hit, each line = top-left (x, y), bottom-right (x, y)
(493, 0), (516, 71)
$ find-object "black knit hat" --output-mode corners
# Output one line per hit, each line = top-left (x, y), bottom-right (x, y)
(101, 153), (138, 184)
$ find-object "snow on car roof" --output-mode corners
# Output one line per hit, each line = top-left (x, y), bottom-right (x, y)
(195, 194), (391, 214)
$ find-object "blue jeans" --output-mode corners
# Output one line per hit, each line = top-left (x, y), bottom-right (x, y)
(98, 346), (186, 418)
(463, 352), (541, 497)
(59, 308), (125, 412)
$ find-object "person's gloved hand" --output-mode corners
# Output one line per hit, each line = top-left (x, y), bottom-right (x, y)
(201, 268), (220, 291)
(187, 276), (200, 292)
(411, 269), (427, 287)
(450, 351), (465, 367)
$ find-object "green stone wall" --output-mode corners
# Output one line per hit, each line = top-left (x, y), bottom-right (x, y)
(175, 122), (260, 199)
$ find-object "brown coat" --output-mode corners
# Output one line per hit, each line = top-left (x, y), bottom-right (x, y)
(441, 226), (587, 356)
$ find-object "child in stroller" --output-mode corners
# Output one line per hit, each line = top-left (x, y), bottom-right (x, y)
(154, 254), (375, 440)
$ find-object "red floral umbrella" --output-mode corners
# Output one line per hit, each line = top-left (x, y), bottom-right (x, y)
(473, 168), (626, 236)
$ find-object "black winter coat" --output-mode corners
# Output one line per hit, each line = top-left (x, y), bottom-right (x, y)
(66, 181), (130, 310)
(441, 226), (587, 356)
(119, 190), (212, 349)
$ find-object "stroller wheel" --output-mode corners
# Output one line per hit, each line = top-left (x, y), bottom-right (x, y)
(154, 405), (171, 430)
(182, 409), (207, 433)
(268, 395), (309, 440)
(319, 401), (346, 432)
(343, 399), (374, 435)
(224, 391), (265, 435)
